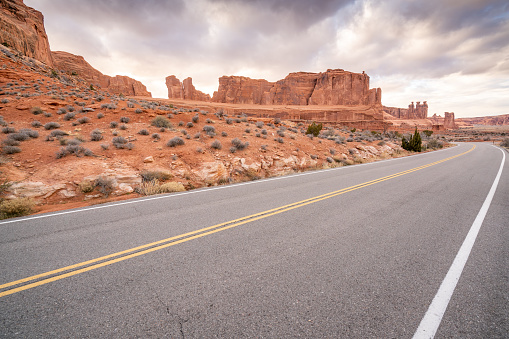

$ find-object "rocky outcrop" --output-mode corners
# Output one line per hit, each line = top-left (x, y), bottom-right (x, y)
(212, 76), (274, 104)
(456, 114), (509, 126)
(443, 112), (456, 129)
(166, 75), (210, 101)
(308, 70), (380, 106)
(168, 69), (382, 107)
(52, 51), (151, 97)
(0, 0), (53, 67)
(383, 101), (428, 119)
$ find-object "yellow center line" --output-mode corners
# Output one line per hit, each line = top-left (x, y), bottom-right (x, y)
(0, 145), (475, 298)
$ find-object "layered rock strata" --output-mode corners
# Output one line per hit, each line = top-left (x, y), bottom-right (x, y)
(383, 101), (428, 119)
(0, 0), (53, 67)
(52, 51), (151, 97)
(167, 69), (382, 107)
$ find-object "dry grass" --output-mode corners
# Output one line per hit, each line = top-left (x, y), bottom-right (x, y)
(0, 198), (35, 219)
(136, 179), (185, 195)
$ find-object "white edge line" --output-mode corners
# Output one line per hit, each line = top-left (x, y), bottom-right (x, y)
(0, 143), (460, 225)
(412, 145), (506, 339)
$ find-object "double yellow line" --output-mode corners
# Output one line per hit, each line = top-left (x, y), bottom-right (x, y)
(0, 145), (475, 298)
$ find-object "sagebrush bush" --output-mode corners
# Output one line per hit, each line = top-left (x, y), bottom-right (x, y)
(31, 107), (43, 115)
(2, 145), (21, 154)
(500, 138), (509, 147)
(112, 136), (128, 148)
(95, 176), (115, 196)
(120, 116), (130, 123)
(90, 129), (103, 141)
(8, 133), (30, 141)
(167, 137), (185, 147)
(56, 144), (93, 158)
(49, 129), (68, 138)
(78, 180), (95, 193)
(109, 121), (118, 128)
(192, 115), (199, 123)
(2, 127), (15, 134)
(140, 170), (172, 182)
(64, 112), (75, 121)
(0, 197), (35, 219)
(135, 179), (185, 195)
(151, 116), (172, 128)
(210, 139), (222, 150)
(44, 122), (60, 130)
(138, 129), (149, 135)
(31, 121), (42, 128)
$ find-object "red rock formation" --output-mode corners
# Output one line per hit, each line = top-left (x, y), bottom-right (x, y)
(52, 51), (151, 97)
(182, 77), (210, 101)
(444, 112), (456, 129)
(166, 75), (184, 99)
(166, 75), (210, 101)
(383, 101), (428, 119)
(456, 114), (509, 126)
(212, 76), (274, 104)
(268, 72), (317, 105)
(0, 0), (53, 67)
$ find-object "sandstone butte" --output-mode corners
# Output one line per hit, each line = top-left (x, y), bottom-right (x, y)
(0, 0), (151, 97)
(52, 51), (152, 97)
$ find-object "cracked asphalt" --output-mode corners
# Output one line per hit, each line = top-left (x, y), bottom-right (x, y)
(0, 143), (507, 338)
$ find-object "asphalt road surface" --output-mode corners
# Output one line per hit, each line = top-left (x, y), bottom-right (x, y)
(1, 142), (507, 338)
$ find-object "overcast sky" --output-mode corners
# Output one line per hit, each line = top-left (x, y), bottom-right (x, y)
(25, 0), (509, 118)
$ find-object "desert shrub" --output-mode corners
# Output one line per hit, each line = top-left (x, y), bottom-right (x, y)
(192, 115), (199, 123)
(245, 128), (251, 133)
(152, 133), (160, 140)
(2, 145), (21, 154)
(97, 113), (104, 119)
(277, 130), (285, 137)
(256, 121), (264, 128)
(120, 116), (130, 123)
(135, 179), (185, 196)
(306, 122), (322, 137)
(206, 118), (213, 123)
(427, 139), (444, 149)
(119, 124), (127, 130)
(77, 117), (90, 124)
(31, 121), (42, 128)
(231, 138), (248, 151)
(135, 108), (143, 114)
(500, 138), (509, 147)
(167, 137), (185, 147)
(94, 176), (115, 197)
(221, 131), (228, 137)
(326, 157), (334, 163)
(210, 139), (222, 150)
(186, 122), (194, 128)
(138, 129), (149, 135)
(100, 143), (109, 150)
(8, 133), (30, 141)
(110, 121), (118, 128)
(276, 137), (284, 143)
(31, 106), (43, 115)
(56, 144), (93, 158)
(203, 125), (215, 134)
(151, 116), (172, 128)
(2, 138), (20, 146)
(0, 198), (34, 219)
(64, 112), (76, 121)
(112, 136), (128, 149)
(18, 129), (38, 138)
(330, 148), (336, 155)
(1, 98), (9, 104)
(140, 170), (172, 182)
(78, 180), (95, 193)
(226, 118), (233, 124)
(49, 129), (68, 138)
(90, 129), (103, 141)
(44, 122), (60, 130)
(2, 127), (15, 134)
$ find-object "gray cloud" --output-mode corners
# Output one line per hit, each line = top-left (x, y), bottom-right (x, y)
(25, 0), (509, 117)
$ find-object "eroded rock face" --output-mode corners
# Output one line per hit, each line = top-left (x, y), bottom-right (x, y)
(0, 0), (54, 67)
(52, 51), (151, 97)
(444, 112), (456, 129)
(383, 101), (428, 119)
(166, 75), (210, 101)
(169, 69), (382, 108)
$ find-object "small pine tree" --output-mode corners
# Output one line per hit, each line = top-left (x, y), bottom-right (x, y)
(402, 128), (422, 152)
(306, 122), (323, 137)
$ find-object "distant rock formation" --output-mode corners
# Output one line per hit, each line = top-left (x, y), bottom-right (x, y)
(167, 69), (382, 107)
(383, 101), (428, 119)
(455, 114), (509, 126)
(52, 51), (151, 97)
(166, 75), (211, 101)
(0, 0), (54, 67)
(444, 112), (456, 129)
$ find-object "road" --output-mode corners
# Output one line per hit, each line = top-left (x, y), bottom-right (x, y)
(0, 142), (507, 338)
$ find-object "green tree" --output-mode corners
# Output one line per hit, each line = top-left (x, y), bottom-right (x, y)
(306, 122), (323, 137)
(401, 127), (422, 152)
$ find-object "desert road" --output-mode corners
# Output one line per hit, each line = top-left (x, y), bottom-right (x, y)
(0, 142), (507, 338)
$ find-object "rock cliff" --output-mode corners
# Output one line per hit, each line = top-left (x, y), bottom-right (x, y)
(383, 101), (428, 119)
(0, 0), (53, 67)
(52, 51), (151, 97)
(168, 69), (382, 107)
(166, 75), (210, 101)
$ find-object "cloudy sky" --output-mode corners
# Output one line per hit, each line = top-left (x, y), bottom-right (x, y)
(25, 0), (509, 118)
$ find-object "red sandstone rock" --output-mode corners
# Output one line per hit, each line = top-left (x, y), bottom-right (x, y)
(268, 72), (317, 105)
(212, 76), (274, 104)
(182, 77), (210, 102)
(444, 112), (456, 129)
(166, 75), (184, 99)
(383, 101), (428, 119)
(52, 51), (151, 97)
(0, 0), (53, 67)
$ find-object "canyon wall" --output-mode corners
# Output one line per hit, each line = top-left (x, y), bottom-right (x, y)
(0, 0), (53, 67)
(52, 51), (151, 97)
(167, 69), (382, 107)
